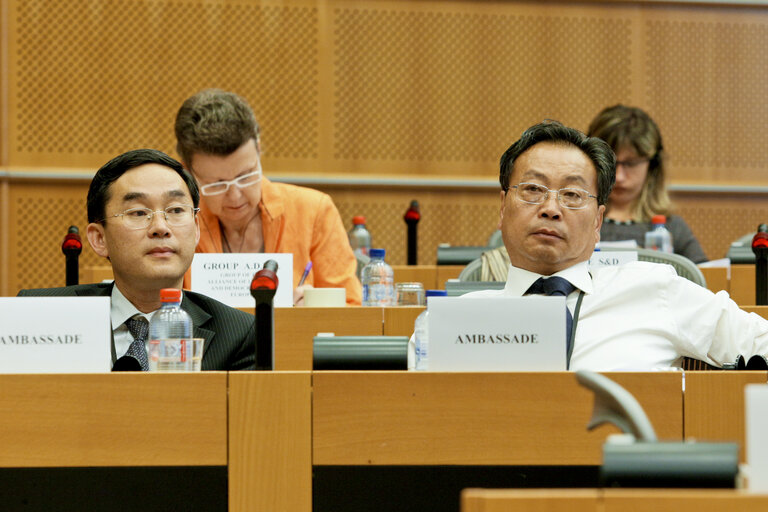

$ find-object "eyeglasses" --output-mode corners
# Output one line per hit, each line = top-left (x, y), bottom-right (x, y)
(511, 182), (597, 210)
(616, 158), (650, 169)
(103, 205), (199, 229)
(199, 170), (262, 196)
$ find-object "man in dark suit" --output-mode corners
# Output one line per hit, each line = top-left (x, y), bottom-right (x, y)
(18, 149), (255, 371)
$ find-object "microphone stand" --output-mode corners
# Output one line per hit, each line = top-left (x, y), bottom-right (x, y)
(753, 224), (768, 305)
(62, 226), (82, 286)
(250, 260), (279, 370)
(404, 200), (420, 265)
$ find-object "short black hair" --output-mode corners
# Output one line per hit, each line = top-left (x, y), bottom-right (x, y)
(499, 121), (616, 206)
(87, 149), (200, 223)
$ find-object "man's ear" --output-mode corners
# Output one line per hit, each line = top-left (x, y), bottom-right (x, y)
(86, 222), (109, 259)
(194, 214), (201, 246)
(594, 204), (605, 243)
(498, 190), (506, 229)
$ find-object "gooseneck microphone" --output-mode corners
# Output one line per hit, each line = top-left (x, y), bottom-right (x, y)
(404, 200), (420, 265)
(251, 260), (279, 370)
(752, 224), (768, 305)
(62, 225), (82, 286)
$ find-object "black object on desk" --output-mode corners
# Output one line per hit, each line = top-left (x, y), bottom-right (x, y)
(753, 224), (768, 305)
(61, 225), (82, 286)
(251, 260), (279, 370)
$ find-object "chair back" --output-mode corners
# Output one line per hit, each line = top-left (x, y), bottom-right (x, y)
(459, 246), (707, 287)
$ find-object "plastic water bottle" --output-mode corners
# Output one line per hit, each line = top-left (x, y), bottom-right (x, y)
(149, 288), (194, 371)
(414, 289), (447, 370)
(644, 214), (674, 253)
(348, 216), (372, 257)
(361, 248), (394, 306)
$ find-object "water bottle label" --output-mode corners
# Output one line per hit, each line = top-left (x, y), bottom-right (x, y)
(363, 284), (393, 305)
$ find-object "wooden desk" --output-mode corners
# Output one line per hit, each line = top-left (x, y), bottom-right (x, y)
(0, 373), (227, 467)
(731, 264), (755, 305)
(273, 307), (383, 370)
(701, 267), (729, 294)
(392, 265), (438, 290)
(383, 306), (424, 336)
(229, 371), (312, 512)
(0, 372), (312, 512)
(461, 489), (768, 512)
(312, 372), (682, 466)
(684, 371), (767, 462)
(438, 265), (466, 286)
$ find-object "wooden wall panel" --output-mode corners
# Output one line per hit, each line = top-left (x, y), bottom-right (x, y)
(5, 179), (102, 295)
(3, 0), (768, 183)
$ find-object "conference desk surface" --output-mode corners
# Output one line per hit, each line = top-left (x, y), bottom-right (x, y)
(1, 370), (764, 512)
(461, 489), (768, 512)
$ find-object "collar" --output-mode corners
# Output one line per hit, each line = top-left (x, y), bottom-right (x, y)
(503, 260), (593, 297)
(110, 285), (185, 328)
(258, 176), (283, 221)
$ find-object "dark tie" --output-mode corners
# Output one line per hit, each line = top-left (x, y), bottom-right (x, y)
(124, 316), (150, 371)
(526, 277), (577, 359)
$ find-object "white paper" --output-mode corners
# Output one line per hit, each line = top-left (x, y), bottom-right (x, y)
(589, 250), (638, 269)
(596, 239), (638, 249)
(190, 253), (293, 308)
(0, 297), (111, 373)
(427, 296), (566, 371)
(746, 384), (768, 492)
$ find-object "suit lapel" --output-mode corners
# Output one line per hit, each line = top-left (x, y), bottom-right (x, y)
(75, 282), (114, 297)
(181, 295), (215, 356)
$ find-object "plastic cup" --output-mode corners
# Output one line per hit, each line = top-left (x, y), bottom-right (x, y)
(148, 338), (204, 372)
(396, 282), (426, 306)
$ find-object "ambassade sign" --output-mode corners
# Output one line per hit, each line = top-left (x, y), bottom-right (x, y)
(427, 296), (566, 371)
(0, 297), (111, 373)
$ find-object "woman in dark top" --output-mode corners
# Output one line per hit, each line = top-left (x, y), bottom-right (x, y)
(587, 105), (707, 263)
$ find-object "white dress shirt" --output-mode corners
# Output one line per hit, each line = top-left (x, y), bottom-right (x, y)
(464, 260), (768, 371)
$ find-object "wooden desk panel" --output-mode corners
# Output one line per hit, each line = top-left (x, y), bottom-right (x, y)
(731, 264), (755, 306)
(313, 372), (682, 466)
(437, 265), (465, 287)
(392, 265), (438, 290)
(383, 306), (424, 336)
(742, 306), (768, 320)
(684, 371), (767, 462)
(461, 489), (768, 512)
(701, 267), (729, 294)
(273, 307), (383, 370)
(461, 489), (599, 512)
(229, 372), (312, 512)
(603, 489), (768, 512)
(0, 373), (227, 467)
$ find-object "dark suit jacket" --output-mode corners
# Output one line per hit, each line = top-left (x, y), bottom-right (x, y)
(18, 283), (256, 371)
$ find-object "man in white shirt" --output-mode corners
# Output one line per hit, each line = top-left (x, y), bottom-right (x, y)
(466, 121), (768, 370)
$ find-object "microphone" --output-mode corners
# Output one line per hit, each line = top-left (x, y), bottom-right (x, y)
(404, 200), (420, 265)
(61, 225), (82, 286)
(112, 355), (142, 372)
(251, 260), (279, 370)
(752, 224), (768, 305)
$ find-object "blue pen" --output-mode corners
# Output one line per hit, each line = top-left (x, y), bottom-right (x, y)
(298, 261), (313, 286)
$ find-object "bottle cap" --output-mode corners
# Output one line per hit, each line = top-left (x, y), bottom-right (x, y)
(369, 248), (386, 259)
(159, 288), (182, 302)
(651, 214), (666, 225)
(352, 216), (366, 225)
